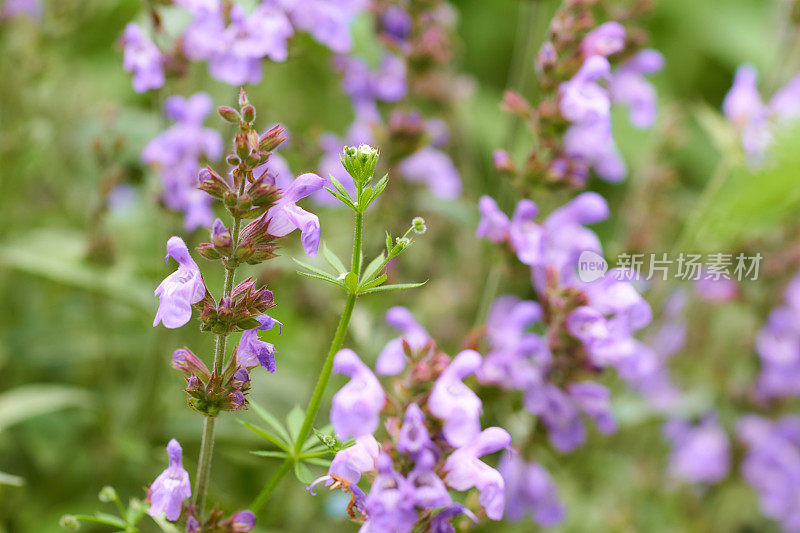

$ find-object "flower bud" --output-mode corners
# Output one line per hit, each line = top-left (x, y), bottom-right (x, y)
(238, 87), (250, 108)
(98, 486), (117, 503)
(492, 149), (515, 173)
(198, 167), (231, 200)
(218, 106), (240, 123)
(59, 515), (80, 530)
(241, 104), (256, 124)
(226, 154), (241, 167)
(231, 510), (256, 531)
(501, 90), (532, 118)
(211, 219), (233, 253)
(411, 217), (426, 234)
(172, 348), (212, 380)
(235, 132), (251, 160)
(341, 144), (379, 185)
(258, 124), (287, 152)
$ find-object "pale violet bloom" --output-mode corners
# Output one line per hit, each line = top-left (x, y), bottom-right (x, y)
(428, 350), (483, 447)
(307, 434), (380, 491)
(236, 315), (282, 371)
(499, 451), (564, 526)
(609, 49), (664, 128)
(397, 403), (433, 458)
(330, 349), (386, 439)
(265, 173), (325, 257)
(443, 427), (511, 520)
(148, 439), (191, 521)
(397, 146), (462, 199)
(559, 55), (612, 123)
(153, 237), (206, 329)
(279, 0), (366, 53)
(120, 23), (164, 93)
(664, 416), (730, 484)
(376, 306), (432, 375)
(580, 21), (626, 58)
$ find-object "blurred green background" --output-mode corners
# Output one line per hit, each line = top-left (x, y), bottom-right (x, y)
(2, 0), (800, 531)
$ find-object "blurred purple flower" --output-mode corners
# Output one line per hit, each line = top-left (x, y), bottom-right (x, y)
(664, 416), (730, 484)
(142, 93), (223, 230)
(279, 0), (365, 53)
(361, 455), (418, 533)
(443, 427), (511, 520)
(609, 49), (664, 128)
(397, 403), (433, 458)
(755, 270), (800, 399)
(147, 439), (191, 521)
(580, 21), (626, 58)
(331, 349), (386, 439)
(428, 349), (483, 447)
(499, 451), (565, 526)
(1, 0), (42, 18)
(336, 53), (407, 103)
(430, 504), (478, 533)
(153, 237), (206, 329)
(397, 146), (462, 198)
(376, 306), (432, 375)
(121, 23), (165, 93)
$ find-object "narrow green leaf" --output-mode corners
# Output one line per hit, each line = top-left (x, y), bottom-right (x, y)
(304, 458), (333, 468)
(286, 406), (306, 443)
(359, 281), (427, 295)
(329, 174), (351, 198)
(359, 186), (373, 207)
(251, 450), (290, 459)
(299, 449), (335, 460)
(291, 258), (336, 279)
(358, 273), (387, 292)
(293, 461), (313, 484)
(250, 401), (292, 444)
(297, 271), (347, 289)
(321, 243), (347, 275)
(239, 420), (290, 451)
(72, 514), (128, 528)
(324, 187), (356, 209)
(360, 252), (386, 283)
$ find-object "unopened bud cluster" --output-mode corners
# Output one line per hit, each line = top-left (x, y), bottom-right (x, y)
(173, 348), (251, 415)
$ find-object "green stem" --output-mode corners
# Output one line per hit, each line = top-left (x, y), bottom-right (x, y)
(250, 203), (364, 512)
(194, 214), (242, 524)
(249, 293), (358, 511)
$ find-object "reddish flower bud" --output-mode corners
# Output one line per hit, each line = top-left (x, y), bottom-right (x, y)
(218, 106), (240, 123)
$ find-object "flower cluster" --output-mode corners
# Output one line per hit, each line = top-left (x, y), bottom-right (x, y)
(120, 0), (366, 90)
(147, 90), (325, 527)
(142, 93), (223, 230)
(499, 3), (661, 189)
(146, 439), (255, 530)
(308, 341), (514, 530)
(1, 0), (41, 19)
(723, 65), (800, 164)
(738, 415), (800, 531)
(316, 0), (463, 201)
(754, 268), (800, 399)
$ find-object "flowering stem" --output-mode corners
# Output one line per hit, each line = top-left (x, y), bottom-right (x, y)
(194, 214), (242, 523)
(250, 199), (365, 512)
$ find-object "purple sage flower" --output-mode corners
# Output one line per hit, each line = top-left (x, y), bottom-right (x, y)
(580, 21), (626, 58)
(442, 427), (511, 520)
(609, 49), (664, 128)
(236, 314), (282, 371)
(147, 439), (191, 521)
(120, 23), (164, 93)
(397, 146), (462, 199)
(279, 0), (365, 53)
(430, 504), (478, 533)
(153, 237), (206, 329)
(499, 451), (565, 526)
(664, 416), (730, 484)
(361, 454), (418, 533)
(331, 349), (386, 440)
(376, 306), (432, 375)
(428, 349), (483, 447)
(265, 173), (326, 257)
(397, 403), (433, 458)
(308, 434), (380, 492)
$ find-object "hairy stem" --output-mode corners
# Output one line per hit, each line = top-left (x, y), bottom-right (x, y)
(194, 213), (242, 523)
(250, 203), (364, 512)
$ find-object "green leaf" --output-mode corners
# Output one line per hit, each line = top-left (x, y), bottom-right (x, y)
(291, 258), (336, 279)
(359, 186), (373, 207)
(250, 401), (292, 444)
(304, 458), (333, 468)
(321, 242), (347, 275)
(0, 384), (92, 432)
(0, 471), (24, 487)
(239, 420), (290, 451)
(358, 273), (387, 292)
(286, 406), (306, 443)
(72, 513), (128, 528)
(149, 512), (182, 532)
(358, 281), (427, 295)
(297, 271), (347, 290)
(324, 187), (356, 209)
(251, 450), (290, 460)
(293, 460), (313, 484)
(344, 272), (358, 292)
(360, 252), (386, 283)
(126, 498), (147, 525)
